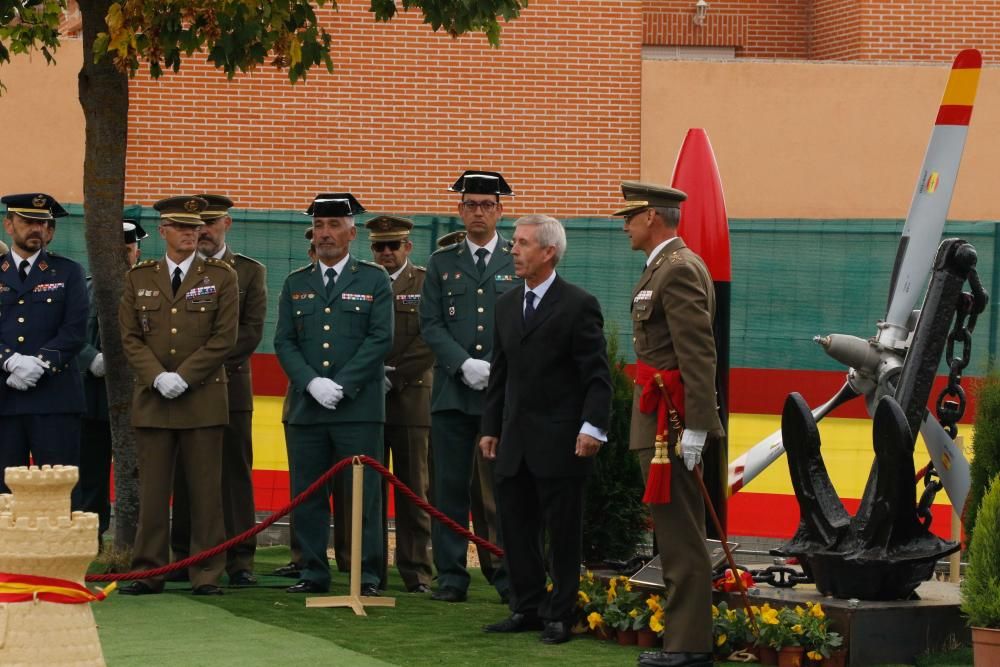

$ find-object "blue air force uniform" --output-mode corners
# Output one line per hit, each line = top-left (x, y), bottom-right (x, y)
(0, 193), (87, 492)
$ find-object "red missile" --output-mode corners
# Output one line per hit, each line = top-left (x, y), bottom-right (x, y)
(671, 128), (732, 536)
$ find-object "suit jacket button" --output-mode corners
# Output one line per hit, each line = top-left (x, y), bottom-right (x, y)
(323, 325), (331, 331)
(46, 298), (52, 303)
(171, 307), (178, 314)
(322, 360), (330, 367)
(200, 307), (206, 312)
(296, 310), (302, 315)
(324, 307), (331, 314)
(477, 325), (484, 332)
(355, 306), (360, 311)
(171, 328), (178, 334)
(17, 336), (24, 342)
(18, 299), (24, 304)
(170, 349), (176, 354)
(322, 343), (330, 349)
(17, 317), (24, 323)
(477, 307), (484, 313)
(477, 288), (484, 295)
(475, 344), (483, 351)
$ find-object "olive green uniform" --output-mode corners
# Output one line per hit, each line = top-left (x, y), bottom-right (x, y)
(382, 261), (434, 590)
(419, 237), (519, 595)
(172, 248), (267, 576)
(119, 256), (239, 591)
(274, 256), (392, 590)
(630, 238), (723, 653)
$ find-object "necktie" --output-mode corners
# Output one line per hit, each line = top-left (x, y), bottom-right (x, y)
(171, 267), (183, 295)
(524, 290), (537, 323)
(475, 247), (488, 274)
(325, 267), (337, 294)
(18, 260), (29, 283)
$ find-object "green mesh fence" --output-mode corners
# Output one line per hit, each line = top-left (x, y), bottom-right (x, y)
(37, 205), (1000, 375)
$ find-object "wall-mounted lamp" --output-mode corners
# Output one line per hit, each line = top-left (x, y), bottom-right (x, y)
(692, 0), (709, 26)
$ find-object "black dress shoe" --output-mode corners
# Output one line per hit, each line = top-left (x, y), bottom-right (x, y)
(540, 621), (572, 645)
(119, 581), (159, 596)
(408, 583), (431, 594)
(228, 570), (258, 586)
(430, 586), (467, 603)
(192, 584), (224, 596)
(286, 580), (328, 594)
(361, 583), (379, 597)
(272, 562), (301, 578)
(483, 613), (544, 633)
(637, 651), (713, 667)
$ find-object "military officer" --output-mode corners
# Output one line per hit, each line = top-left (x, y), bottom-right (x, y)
(117, 195), (239, 596)
(0, 193), (88, 494)
(274, 193), (392, 596)
(78, 219), (146, 544)
(436, 229), (466, 248)
(419, 170), (519, 603)
(616, 182), (724, 667)
(170, 194), (267, 587)
(367, 215), (435, 593)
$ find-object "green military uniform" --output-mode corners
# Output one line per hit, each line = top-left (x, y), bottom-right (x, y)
(275, 196), (393, 592)
(172, 244), (267, 578)
(618, 183), (724, 657)
(420, 233), (519, 596)
(118, 196), (239, 593)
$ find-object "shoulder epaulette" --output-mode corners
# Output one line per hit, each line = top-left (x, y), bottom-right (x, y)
(291, 263), (313, 275)
(130, 259), (158, 271)
(233, 252), (264, 267)
(204, 257), (235, 270)
(357, 259), (386, 272)
(431, 243), (460, 256)
(414, 265), (426, 272)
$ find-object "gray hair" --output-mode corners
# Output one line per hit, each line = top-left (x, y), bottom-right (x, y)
(514, 214), (567, 265)
(652, 206), (680, 228)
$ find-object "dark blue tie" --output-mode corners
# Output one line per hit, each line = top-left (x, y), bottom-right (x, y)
(475, 247), (488, 274)
(18, 260), (29, 283)
(524, 290), (536, 323)
(325, 267), (337, 295)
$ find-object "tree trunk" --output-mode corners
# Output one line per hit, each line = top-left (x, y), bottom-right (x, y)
(78, 0), (138, 548)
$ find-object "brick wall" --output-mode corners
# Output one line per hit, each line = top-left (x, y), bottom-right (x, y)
(125, 0), (643, 217)
(641, 0), (1000, 63)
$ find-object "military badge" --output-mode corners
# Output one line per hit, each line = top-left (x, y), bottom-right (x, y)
(341, 293), (374, 302)
(495, 274), (515, 282)
(32, 194), (47, 208)
(634, 290), (653, 302)
(186, 284), (217, 299)
(33, 282), (65, 293)
(448, 306), (456, 317)
(396, 294), (420, 305)
(442, 273), (449, 281)
(453, 272), (462, 280)
(184, 198), (201, 212)
(0, 283), (9, 293)
(1, 261), (8, 272)
(37, 261), (49, 272)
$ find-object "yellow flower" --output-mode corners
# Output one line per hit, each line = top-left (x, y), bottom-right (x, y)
(629, 609), (640, 618)
(650, 611), (664, 633)
(792, 624), (804, 635)
(646, 595), (663, 613)
(546, 582), (553, 592)
(794, 605), (805, 616)
(761, 608), (780, 625)
(726, 609), (737, 621)
(807, 651), (823, 661)
(712, 605), (720, 618)
(578, 591), (591, 606)
(810, 604), (825, 619)
(751, 605), (761, 616)
(587, 612), (604, 630)
(585, 570), (594, 582)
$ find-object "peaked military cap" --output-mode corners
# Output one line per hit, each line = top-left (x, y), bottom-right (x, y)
(123, 219), (148, 244)
(306, 193), (366, 218)
(1, 193), (69, 221)
(612, 181), (687, 217)
(436, 230), (467, 248)
(366, 215), (413, 242)
(154, 195), (208, 225)
(197, 194), (234, 220)
(448, 171), (514, 197)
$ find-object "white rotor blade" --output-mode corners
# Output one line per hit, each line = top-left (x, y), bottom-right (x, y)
(919, 413), (971, 516)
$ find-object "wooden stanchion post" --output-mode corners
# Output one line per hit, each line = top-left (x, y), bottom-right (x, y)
(948, 437), (964, 583)
(307, 457), (396, 616)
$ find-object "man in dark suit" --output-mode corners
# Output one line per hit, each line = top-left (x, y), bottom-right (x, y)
(480, 214), (612, 645)
(0, 193), (88, 495)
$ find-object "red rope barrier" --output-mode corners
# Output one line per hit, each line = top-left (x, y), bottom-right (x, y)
(86, 454), (502, 582)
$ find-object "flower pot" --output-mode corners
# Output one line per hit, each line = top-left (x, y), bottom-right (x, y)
(972, 626), (1000, 667)
(778, 646), (804, 667)
(593, 626), (615, 641)
(637, 628), (659, 648)
(616, 629), (638, 645)
(758, 646), (778, 665)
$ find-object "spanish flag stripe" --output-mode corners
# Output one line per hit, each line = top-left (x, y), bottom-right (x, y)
(940, 68), (980, 107)
(935, 105), (973, 126)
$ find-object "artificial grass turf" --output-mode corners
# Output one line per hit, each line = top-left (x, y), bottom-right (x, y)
(91, 547), (974, 666)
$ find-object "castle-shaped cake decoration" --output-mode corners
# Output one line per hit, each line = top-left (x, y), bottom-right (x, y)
(0, 465), (109, 666)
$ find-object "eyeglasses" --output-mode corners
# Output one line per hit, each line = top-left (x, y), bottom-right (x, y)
(460, 201), (498, 212)
(372, 241), (403, 252)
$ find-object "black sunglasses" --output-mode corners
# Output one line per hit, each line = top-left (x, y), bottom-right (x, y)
(372, 241), (403, 252)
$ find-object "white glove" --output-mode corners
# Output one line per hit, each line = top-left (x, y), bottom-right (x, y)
(6, 373), (31, 391)
(307, 377), (344, 410)
(383, 366), (395, 394)
(89, 353), (106, 378)
(4, 353), (49, 386)
(153, 372), (188, 399)
(681, 429), (708, 471)
(460, 358), (490, 391)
